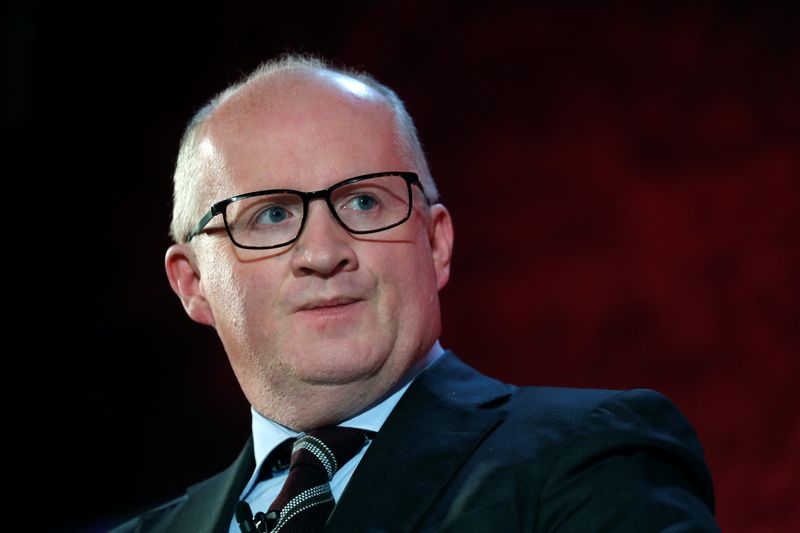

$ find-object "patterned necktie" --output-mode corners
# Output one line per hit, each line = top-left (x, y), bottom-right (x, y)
(265, 427), (367, 533)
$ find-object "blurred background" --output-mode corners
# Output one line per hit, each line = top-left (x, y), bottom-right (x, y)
(12, 1), (797, 531)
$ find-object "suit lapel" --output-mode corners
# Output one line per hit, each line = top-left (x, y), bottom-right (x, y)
(326, 353), (511, 532)
(167, 438), (255, 533)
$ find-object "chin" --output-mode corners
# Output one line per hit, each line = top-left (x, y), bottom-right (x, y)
(290, 349), (389, 386)
(295, 362), (383, 386)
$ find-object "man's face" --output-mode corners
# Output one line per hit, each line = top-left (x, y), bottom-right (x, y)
(177, 71), (452, 425)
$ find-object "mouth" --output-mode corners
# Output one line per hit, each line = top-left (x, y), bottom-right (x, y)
(296, 296), (363, 313)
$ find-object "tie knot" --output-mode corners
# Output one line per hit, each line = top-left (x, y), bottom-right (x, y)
(291, 427), (367, 481)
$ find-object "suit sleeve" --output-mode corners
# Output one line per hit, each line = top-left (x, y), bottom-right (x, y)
(535, 389), (720, 532)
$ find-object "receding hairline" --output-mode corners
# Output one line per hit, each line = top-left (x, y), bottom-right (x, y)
(170, 56), (437, 243)
(194, 58), (395, 141)
(201, 67), (396, 140)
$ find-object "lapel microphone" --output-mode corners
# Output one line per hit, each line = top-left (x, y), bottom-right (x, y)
(235, 501), (260, 533)
(236, 501), (274, 533)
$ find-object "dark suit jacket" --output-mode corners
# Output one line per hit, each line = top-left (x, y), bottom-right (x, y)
(112, 352), (719, 532)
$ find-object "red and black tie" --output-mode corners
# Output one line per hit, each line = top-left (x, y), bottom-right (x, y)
(262, 427), (367, 532)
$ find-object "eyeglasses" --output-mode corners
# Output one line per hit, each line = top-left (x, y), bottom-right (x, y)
(186, 171), (428, 249)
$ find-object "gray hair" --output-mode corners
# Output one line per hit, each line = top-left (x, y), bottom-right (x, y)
(169, 54), (438, 243)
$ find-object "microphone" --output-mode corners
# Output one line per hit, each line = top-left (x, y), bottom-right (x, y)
(235, 501), (258, 533)
(254, 511), (270, 532)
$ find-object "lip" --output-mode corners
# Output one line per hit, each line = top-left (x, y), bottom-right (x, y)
(295, 296), (363, 313)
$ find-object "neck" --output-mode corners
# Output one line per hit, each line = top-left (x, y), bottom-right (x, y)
(252, 378), (391, 431)
(249, 342), (443, 431)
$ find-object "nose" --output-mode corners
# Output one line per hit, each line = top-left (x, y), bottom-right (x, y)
(290, 200), (358, 277)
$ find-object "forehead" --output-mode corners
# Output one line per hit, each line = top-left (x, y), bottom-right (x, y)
(201, 69), (408, 194)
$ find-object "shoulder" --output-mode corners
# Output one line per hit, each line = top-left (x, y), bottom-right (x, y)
(423, 354), (714, 494)
(430, 353), (698, 444)
(495, 385), (711, 485)
(425, 359), (718, 530)
(107, 446), (250, 533)
(505, 386), (708, 462)
(429, 353), (703, 453)
(495, 386), (718, 530)
(108, 494), (188, 533)
(506, 385), (702, 444)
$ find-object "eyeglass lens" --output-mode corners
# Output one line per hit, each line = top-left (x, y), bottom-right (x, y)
(224, 174), (411, 248)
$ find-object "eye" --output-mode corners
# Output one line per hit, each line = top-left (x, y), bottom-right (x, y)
(256, 205), (290, 225)
(348, 194), (378, 211)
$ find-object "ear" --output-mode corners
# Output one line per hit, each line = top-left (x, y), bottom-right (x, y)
(427, 204), (454, 290)
(165, 243), (216, 327)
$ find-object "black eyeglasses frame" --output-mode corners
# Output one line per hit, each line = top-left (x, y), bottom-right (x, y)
(185, 171), (427, 250)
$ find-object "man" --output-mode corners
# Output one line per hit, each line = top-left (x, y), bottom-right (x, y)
(113, 55), (719, 532)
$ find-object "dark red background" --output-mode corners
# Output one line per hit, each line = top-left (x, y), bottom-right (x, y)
(23, 1), (797, 531)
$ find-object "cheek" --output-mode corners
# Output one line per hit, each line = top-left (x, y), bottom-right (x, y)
(234, 266), (282, 328)
(202, 252), (279, 338)
(371, 242), (438, 318)
(204, 265), (246, 332)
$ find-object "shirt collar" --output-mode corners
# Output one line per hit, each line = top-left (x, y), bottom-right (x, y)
(246, 341), (445, 489)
